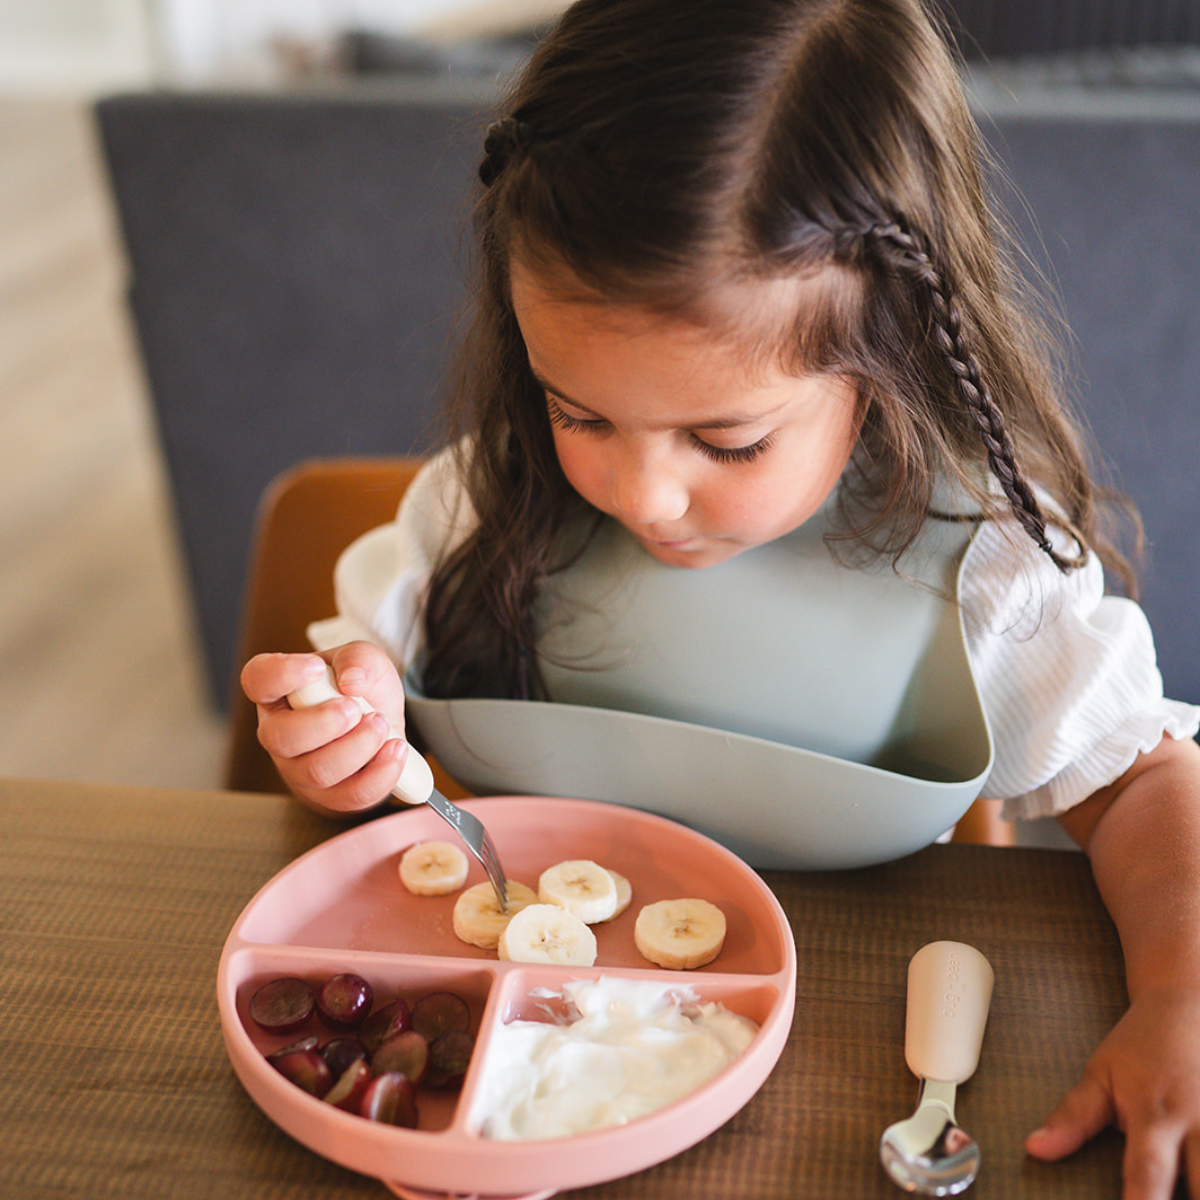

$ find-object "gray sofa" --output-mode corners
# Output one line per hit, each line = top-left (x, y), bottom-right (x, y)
(95, 78), (1200, 712)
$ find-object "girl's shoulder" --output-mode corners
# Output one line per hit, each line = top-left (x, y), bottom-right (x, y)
(310, 445), (477, 661)
(958, 515), (1101, 637)
(961, 512), (1200, 818)
(919, 466), (1095, 631)
(395, 442), (478, 561)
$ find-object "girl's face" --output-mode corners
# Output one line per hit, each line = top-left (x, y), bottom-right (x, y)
(512, 262), (861, 569)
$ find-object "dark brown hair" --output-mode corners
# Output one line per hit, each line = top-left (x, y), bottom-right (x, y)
(421, 0), (1134, 701)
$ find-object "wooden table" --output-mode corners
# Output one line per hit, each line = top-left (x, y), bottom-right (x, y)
(0, 776), (1128, 1199)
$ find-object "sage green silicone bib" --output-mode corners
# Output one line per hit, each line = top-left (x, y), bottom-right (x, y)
(406, 507), (993, 870)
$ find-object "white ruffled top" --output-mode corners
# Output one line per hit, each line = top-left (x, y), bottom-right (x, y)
(310, 452), (1199, 825)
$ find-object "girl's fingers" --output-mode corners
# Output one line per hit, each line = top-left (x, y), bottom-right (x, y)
(241, 651), (327, 707)
(294, 727), (407, 814)
(312, 729), (410, 816)
(328, 642), (406, 729)
(258, 695), (374, 763)
(1120, 1123), (1184, 1200)
(1185, 1128), (1200, 1200)
(1025, 1074), (1114, 1162)
(293, 711), (394, 792)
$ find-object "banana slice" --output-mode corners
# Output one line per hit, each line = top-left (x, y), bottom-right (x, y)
(497, 903), (598, 965)
(537, 859), (618, 924)
(597, 869), (633, 922)
(398, 840), (470, 896)
(452, 880), (538, 950)
(634, 898), (727, 969)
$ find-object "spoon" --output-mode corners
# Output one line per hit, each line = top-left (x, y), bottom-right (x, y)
(879, 941), (994, 1196)
(287, 665), (510, 910)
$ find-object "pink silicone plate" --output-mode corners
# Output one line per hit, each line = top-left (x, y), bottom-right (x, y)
(217, 797), (797, 1199)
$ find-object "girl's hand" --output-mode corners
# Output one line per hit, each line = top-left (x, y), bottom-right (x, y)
(1026, 984), (1200, 1198)
(1033, 734), (1200, 1198)
(240, 643), (408, 816)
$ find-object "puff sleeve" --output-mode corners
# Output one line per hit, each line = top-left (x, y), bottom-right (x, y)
(960, 521), (1200, 821)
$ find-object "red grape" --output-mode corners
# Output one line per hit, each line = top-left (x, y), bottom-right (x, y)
(360, 997), (411, 1054)
(324, 1058), (373, 1111)
(267, 1033), (319, 1060)
(410, 991), (470, 1041)
(370, 1030), (429, 1085)
(321, 1036), (367, 1079)
(317, 973), (373, 1028)
(425, 1028), (474, 1089)
(270, 1048), (332, 1097)
(361, 1072), (419, 1127)
(252, 975), (477, 1126)
(249, 976), (315, 1033)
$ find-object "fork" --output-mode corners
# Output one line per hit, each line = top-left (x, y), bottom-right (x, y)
(287, 667), (510, 910)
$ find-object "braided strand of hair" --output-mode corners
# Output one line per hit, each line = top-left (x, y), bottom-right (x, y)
(479, 117), (537, 186)
(863, 219), (1077, 573)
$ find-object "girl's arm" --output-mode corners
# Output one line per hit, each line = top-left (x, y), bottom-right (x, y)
(1025, 733), (1200, 1200)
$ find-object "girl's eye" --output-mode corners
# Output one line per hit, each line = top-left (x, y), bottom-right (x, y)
(546, 396), (608, 435)
(691, 434), (774, 464)
(547, 395), (773, 464)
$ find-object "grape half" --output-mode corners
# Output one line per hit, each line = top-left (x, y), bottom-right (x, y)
(410, 991), (470, 1041)
(270, 1048), (332, 1097)
(249, 976), (316, 1033)
(317, 972), (373, 1028)
(425, 1028), (475, 1089)
(324, 1058), (373, 1111)
(360, 997), (411, 1054)
(321, 1036), (367, 1079)
(370, 1030), (429, 1085)
(361, 1072), (420, 1127)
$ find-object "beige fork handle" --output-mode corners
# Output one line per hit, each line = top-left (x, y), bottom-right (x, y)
(287, 665), (434, 806)
(904, 941), (994, 1085)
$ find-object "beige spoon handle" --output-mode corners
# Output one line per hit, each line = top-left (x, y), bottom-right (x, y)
(904, 941), (994, 1085)
(287, 665), (435, 806)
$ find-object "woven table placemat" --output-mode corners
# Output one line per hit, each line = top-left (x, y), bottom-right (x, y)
(1, 779), (1125, 1199)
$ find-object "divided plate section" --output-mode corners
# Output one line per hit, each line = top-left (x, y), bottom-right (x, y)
(229, 797), (791, 975)
(220, 945), (499, 1139)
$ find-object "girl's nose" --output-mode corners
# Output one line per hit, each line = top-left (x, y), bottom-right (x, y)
(610, 449), (689, 525)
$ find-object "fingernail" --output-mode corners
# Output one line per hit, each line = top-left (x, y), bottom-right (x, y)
(339, 667), (367, 690)
(300, 656), (327, 677)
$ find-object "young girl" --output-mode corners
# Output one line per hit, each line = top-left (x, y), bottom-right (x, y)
(242, 0), (1200, 1193)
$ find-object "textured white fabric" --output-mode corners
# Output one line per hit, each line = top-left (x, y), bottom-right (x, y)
(310, 449), (1199, 823)
(959, 519), (1198, 820)
(308, 452), (473, 665)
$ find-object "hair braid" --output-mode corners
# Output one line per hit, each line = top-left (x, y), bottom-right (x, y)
(862, 219), (1080, 573)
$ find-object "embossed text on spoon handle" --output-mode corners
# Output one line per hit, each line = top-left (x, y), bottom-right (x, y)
(905, 941), (994, 1085)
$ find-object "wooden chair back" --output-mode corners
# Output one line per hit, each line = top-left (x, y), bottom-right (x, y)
(224, 456), (425, 795)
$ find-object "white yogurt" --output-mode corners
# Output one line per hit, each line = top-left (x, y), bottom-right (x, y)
(471, 977), (759, 1141)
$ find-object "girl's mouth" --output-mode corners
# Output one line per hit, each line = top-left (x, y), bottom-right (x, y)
(641, 534), (702, 551)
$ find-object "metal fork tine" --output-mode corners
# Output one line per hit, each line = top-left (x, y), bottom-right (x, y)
(481, 837), (508, 898)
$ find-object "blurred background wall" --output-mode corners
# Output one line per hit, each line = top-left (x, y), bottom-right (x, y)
(2, 3), (1198, 835)
(0, 0), (565, 92)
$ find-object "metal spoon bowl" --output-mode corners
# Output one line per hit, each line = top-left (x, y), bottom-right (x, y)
(880, 1077), (981, 1195)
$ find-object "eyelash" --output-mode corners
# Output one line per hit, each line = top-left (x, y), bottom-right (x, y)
(545, 396), (774, 465)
